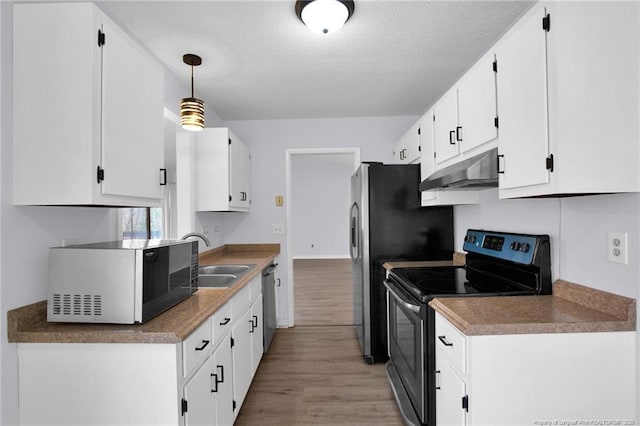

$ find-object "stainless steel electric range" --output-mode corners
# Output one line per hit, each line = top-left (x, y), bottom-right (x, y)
(384, 229), (552, 426)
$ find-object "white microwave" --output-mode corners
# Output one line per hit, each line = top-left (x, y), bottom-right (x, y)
(47, 239), (198, 324)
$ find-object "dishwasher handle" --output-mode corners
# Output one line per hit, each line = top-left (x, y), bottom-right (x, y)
(383, 279), (422, 314)
(263, 263), (279, 276)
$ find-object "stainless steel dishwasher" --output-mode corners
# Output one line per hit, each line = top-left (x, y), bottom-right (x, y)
(262, 261), (278, 352)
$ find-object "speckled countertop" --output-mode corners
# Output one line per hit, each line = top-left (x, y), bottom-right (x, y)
(7, 244), (280, 344)
(429, 280), (636, 335)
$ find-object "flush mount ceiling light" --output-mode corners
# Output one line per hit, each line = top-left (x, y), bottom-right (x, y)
(295, 0), (355, 35)
(180, 53), (205, 131)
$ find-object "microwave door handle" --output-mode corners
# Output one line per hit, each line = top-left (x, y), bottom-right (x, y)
(383, 280), (421, 314)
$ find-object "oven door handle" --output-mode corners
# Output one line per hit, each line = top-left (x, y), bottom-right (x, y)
(383, 279), (421, 314)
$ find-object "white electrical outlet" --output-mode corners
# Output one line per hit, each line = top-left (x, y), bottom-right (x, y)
(273, 223), (285, 234)
(608, 232), (628, 265)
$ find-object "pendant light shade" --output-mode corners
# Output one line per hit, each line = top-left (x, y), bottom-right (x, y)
(180, 54), (205, 131)
(295, 0), (355, 35)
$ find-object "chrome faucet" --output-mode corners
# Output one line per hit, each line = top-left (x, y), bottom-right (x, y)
(180, 232), (211, 247)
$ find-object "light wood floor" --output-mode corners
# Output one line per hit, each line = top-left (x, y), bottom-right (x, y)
(293, 258), (353, 326)
(235, 259), (403, 425)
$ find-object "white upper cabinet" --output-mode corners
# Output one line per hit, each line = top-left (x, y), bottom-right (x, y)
(497, 1), (640, 198)
(495, 4), (550, 192)
(419, 109), (480, 206)
(13, 3), (165, 206)
(433, 88), (460, 164)
(457, 54), (499, 154)
(393, 121), (421, 164)
(434, 51), (498, 167)
(194, 128), (251, 212)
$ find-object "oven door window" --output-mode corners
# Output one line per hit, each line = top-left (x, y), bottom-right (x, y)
(388, 288), (424, 421)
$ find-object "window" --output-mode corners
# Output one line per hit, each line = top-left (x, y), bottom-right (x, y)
(120, 207), (164, 239)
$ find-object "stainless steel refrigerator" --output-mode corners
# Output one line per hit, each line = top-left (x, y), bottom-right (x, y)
(350, 162), (453, 363)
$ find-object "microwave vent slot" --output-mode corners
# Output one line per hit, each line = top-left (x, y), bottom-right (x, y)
(51, 294), (103, 317)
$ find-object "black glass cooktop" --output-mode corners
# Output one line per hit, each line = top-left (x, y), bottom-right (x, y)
(388, 266), (536, 303)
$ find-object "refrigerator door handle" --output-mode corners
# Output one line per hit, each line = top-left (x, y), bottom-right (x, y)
(350, 202), (360, 263)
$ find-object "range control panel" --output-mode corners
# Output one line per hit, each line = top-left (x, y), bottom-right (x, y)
(462, 229), (545, 265)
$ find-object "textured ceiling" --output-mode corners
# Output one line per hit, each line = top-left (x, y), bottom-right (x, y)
(99, 0), (534, 121)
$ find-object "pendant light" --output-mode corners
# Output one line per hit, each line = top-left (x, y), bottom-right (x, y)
(295, 0), (355, 35)
(180, 53), (205, 131)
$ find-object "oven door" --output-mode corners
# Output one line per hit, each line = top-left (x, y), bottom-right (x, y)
(384, 278), (426, 424)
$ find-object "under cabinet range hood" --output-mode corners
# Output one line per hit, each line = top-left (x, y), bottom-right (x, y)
(420, 148), (499, 191)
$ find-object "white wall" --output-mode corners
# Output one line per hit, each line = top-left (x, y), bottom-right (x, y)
(290, 153), (355, 258)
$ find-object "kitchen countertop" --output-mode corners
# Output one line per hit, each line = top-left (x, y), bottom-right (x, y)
(7, 244), (279, 344)
(429, 279), (636, 335)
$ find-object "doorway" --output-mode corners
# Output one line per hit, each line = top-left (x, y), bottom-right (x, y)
(284, 148), (360, 327)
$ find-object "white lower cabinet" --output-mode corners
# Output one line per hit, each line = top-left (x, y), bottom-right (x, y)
(16, 276), (265, 426)
(434, 312), (637, 426)
(249, 295), (264, 376)
(232, 277), (264, 417)
(213, 336), (234, 426)
(436, 356), (466, 426)
(183, 356), (216, 425)
(231, 308), (253, 416)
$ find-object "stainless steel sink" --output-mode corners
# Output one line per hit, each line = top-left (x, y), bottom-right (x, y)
(197, 264), (255, 288)
(198, 274), (237, 288)
(198, 264), (252, 275)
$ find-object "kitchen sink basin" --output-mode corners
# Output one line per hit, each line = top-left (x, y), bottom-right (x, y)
(198, 274), (237, 288)
(198, 264), (252, 275)
(197, 264), (255, 288)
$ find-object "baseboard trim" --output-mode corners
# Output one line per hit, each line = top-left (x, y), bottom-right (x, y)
(292, 255), (350, 260)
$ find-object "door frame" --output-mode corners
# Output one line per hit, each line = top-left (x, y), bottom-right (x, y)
(284, 148), (361, 327)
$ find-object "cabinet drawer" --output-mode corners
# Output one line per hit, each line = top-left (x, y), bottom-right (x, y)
(183, 318), (213, 378)
(212, 302), (233, 346)
(233, 283), (252, 317)
(435, 313), (466, 374)
(250, 275), (262, 301)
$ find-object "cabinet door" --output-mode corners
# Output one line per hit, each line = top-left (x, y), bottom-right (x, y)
(433, 88), (460, 164)
(100, 12), (164, 200)
(250, 295), (264, 376)
(213, 337), (234, 426)
(436, 358), (467, 426)
(232, 309), (253, 414)
(229, 133), (244, 209)
(495, 5), (550, 190)
(241, 142), (251, 208)
(457, 53), (498, 153)
(419, 110), (436, 180)
(395, 122), (421, 164)
(183, 356), (216, 426)
(393, 137), (405, 163)
(194, 128), (231, 211)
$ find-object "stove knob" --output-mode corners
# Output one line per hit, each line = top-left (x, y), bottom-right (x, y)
(510, 242), (521, 251)
(520, 243), (530, 253)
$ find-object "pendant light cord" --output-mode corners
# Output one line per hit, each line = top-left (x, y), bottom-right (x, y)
(191, 66), (195, 98)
